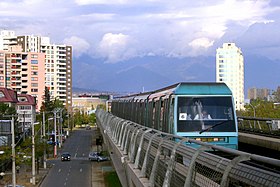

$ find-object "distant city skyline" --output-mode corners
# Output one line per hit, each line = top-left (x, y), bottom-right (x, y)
(1, 0), (279, 92)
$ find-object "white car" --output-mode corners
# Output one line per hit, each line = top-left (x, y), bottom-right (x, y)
(89, 152), (109, 162)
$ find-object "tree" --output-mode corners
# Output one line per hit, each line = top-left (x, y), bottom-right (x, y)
(237, 99), (280, 118)
(40, 87), (52, 112)
(0, 103), (16, 119)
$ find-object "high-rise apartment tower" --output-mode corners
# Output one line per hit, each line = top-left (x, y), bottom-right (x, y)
(17, 34), (72, 108)
(216, 43), (244, 110)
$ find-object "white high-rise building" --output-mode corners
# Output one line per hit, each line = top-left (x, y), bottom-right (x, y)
(216, 43), (244, 110)
(0, 30), (17, 50)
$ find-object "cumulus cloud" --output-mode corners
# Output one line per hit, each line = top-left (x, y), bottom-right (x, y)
(97, 33), (136, 63)
(1, 0), (280, 62)
(63, 36), (90, 57)
(189, 38), (214, 49)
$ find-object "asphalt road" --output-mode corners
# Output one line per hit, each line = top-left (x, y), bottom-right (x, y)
(40, 128), (95, 187)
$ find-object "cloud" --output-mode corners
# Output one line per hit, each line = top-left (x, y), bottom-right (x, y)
(75, 0), (129, 5)
(189, 38), (214, 49)
(63, 36), (90, 57)
(96, 33), (137, 63)
(1, 0), (280, 62)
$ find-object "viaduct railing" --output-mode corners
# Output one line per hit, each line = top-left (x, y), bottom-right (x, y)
(238, 116), (280, 136)
(96, 109), (280, 187)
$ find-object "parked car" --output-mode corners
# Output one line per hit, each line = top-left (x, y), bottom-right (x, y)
(61, 152), (71, 161)
(89, 152), (109, 162)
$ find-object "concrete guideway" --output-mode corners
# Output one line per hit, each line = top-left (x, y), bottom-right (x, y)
(96, 109), (280, 187)
(239, 132), (280, 151)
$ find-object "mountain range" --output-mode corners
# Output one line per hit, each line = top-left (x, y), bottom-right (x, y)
(72, 54), (280, 95)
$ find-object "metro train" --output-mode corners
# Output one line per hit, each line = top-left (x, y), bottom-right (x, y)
(111, 82), (238, 149)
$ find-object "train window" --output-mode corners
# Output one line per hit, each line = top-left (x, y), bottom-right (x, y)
(177, 96), (236, 132)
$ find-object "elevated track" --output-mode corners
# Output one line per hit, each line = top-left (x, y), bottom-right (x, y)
(96, 109), (280, 187)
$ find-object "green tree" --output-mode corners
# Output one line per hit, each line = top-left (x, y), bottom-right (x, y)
(89, 113), (96, 125)
(238, 99), (280, 118)
(0, 103), (16, 119)
(40, 87), (53, 112)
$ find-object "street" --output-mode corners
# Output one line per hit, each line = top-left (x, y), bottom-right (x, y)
(40, 128), (102, 187)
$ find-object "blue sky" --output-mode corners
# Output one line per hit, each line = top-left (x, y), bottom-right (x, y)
(1, 0), (280, 63)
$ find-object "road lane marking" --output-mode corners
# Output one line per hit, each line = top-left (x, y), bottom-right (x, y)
(74, 153), (77, 158)
(58, 169), (61, 172)
(64, 182), (67, 186)
(80, 168), (82, 172)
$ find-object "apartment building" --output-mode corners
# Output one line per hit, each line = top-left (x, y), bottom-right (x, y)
(17, 35), (72, 108)
(248, 87), (270, 101)
(40, 44), (72, 108)
(216, 43), (244, 110)
(0, 30), (17, 51)
(0, 30), (73, 109)
(0, 46), (45, 110)
(17, 94), (36, 130)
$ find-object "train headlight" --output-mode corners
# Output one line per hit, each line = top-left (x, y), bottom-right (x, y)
(218, 138), (225, 142)
(195, 138), (201, 141)
(213, 138), (219, 141)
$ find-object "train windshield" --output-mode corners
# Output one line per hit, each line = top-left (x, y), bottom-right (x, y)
(177, 96), (236, 133)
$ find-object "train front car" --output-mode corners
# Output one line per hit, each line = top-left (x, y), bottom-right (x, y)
(174, 83), (238, 149)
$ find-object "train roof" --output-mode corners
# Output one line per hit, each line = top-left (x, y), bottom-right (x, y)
(114, 82), (232, 101)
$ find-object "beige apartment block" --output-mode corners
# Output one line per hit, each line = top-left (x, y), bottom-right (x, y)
(17, 34), (73, 108)
(0, 46), (45, 110)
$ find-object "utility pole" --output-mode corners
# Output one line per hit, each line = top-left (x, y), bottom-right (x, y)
(43, 111), (46, 169)
(59, 109), (63, 148)
(2, 115), (17, 187)
(11, 117), (16, 187)
(23, 111), (25, 141)
(53, 112), (57, 158)
(67, 107), (70, 137)
(31, 115), (36, 185)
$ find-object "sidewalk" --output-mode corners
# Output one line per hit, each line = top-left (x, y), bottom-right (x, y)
(0, 164), (50, 187)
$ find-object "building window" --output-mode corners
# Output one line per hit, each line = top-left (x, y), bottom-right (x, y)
(31, 60), (38, 64)
(31, 54), (38, 58)
(31, 77), (38, 81)
(31, 83), (38, 87)
(31, 89), (38, 92)
(31, 71), (38, 75)
(31, 66), (38, 70)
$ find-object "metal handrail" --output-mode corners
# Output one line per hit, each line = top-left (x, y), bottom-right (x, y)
(97, 110), (280, 187)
